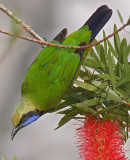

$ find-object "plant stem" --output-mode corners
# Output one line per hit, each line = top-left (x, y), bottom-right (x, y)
(0, 3), (129, 50)
(0, 3), (45, 42)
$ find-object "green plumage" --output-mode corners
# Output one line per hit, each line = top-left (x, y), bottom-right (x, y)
(11, 5), (112, 139)
(22, 26), (91, 110)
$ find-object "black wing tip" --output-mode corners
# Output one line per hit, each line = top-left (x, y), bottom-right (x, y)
(53, 28), (68, 44)
(82, 5), (112, 27)
(80, 5), (112, 43)
(91, 5), (112, 17)
(95, 5), (112, 12)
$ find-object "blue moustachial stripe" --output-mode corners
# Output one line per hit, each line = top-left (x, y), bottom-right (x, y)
(23, 115), (40, 126)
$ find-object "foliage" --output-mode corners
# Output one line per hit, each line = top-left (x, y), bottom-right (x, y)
(52, 24), (130, 142)
(1, 156), (18, 160)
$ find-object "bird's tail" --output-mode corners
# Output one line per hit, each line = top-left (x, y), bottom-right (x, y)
(80, 5), (112, 43)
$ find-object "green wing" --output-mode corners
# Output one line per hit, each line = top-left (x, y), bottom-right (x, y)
(36, 28), (67, 61)
(21, 29), (81, 111)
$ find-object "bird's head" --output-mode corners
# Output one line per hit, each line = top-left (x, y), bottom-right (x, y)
(11, 98), (45, 140)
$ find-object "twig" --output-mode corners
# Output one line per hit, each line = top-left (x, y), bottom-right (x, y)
(0, 22), (129, 49)
(0, 3), (129, 50)
(123, 101), (130, 107)
(0, 4), (45, 42)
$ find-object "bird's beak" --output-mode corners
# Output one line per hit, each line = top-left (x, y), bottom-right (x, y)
(11, 125), (22, 140)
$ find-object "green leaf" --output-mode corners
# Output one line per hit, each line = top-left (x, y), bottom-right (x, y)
(74, 80), (97, 91)
(83, 59), (103, 73)
(98, 81), (108, 92)
(120, 38), (127, 64)
(50, 94), (80, 113)
(111, 109), (127, 116)
(103, 30), (107, 53)
(91, 81), (122, 102)
(93, 105), (118, 115)
(1, 156), (8, 160)
(107, 49), (116, 90)
(102, 114), (115, 121)
(97, 74), (119, 80)
(91, 80), (119, 97)
(83, 59), (100, 68)
(117, 10), (123, 23)
(70, 92), (87, 101)
(126, 43), (130, 57)
(94, 39), (101, 57)
(10, 9), (21, 42)
(118, 62), (129, 73)
(84, 58), (105, 73)
(99, 61), (105, 71)
(98, 74), (111, 80)
(118, 115), (130, 124)
(116, 71), (130, 87)
(79, 70), (86, 78)
(55, 109), (78, 129)
(116, 88), (128, 99)
(121, 39), (129, 67)
(58, 107), (74, 114)
(107, 40), (118, 58)
(114, 24), (121, 52)
(77, 105), (96, 114)
(115, 62), (122, 77)
(101, 92), (122, 103)
(100, 45), (106, 67)
(90, 47), (100, 61)
(76, 98), (104, 111)
(12, 156), (18, 160)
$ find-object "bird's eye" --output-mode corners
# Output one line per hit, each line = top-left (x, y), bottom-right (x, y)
(22, 114), (26, 119)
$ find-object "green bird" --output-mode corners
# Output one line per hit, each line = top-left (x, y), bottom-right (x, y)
(11, 5), (112, 140)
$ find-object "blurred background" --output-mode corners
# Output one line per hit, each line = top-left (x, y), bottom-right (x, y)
(0, 0), (130, 159)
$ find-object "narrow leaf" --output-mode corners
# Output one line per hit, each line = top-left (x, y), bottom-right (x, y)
(100, 45), (106, 67)
(117, 10), (123, 23)
(12, 156), (18, 160)
(91, 80), (119, 97)
(116, 71), (130, 87)
(90, 48), (100, 61)
(97, 74), (119, 80)
(58, 107), (74, 114)
(111, 109), (127, 116)
(76, 98), (104, 108)
(103, 30), (107, 53)
(126, 43), (130, 57)
(116, 88), (127, 99)
(115, 62), (122, 77)
(94, 39), (101, 57)
(84, 59), (100, 68)
(118, 62), (129, 73)
(55, 110), (78, 129)
(74, 80), (97, 91)
(98, 81), (108, 91)
(108, 49), (116, 90)
(70, 92), (87, 101)
(108, 40), (118, 58)
(1, 156), (8, 160)
(93, 105), (118, 115)
(114, 24), (121, 52)
(101, 92), (122, 103)
(83, 59), (104, 73)
(120, 38), (127, 64)
(77, 105), (96, 114)
(121, 38), (129, 67)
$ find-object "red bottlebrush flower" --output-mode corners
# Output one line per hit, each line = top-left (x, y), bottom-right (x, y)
(76, 117), (127, 160)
